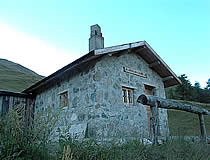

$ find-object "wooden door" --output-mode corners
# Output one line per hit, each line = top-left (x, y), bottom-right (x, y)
(144, 85), (154, 136)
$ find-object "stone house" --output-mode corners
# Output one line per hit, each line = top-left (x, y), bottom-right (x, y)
(0, 24), (181, 139)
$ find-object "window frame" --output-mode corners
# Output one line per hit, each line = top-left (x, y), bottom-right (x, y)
(59, 91), (68, 108)
(122, 86), (134, 105)
(144, 84), (156, 96)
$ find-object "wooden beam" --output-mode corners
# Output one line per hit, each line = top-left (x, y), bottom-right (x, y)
(134, 46), (146, 54)
(144, 42), (182, 86)
(137, 94), (210, 143)
(94, 41), (144, 55)
(150, 102), (159, 145)
(162, 76), (174, 82)
(198, 114), (207, 142)
(149, 61), (161, 68)
(137, 94), (210, 115)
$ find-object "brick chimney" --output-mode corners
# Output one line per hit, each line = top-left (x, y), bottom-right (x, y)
(89, 24), (104, 52)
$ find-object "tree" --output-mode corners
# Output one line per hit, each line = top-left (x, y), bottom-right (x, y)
(175, 74), (193, 100)
(192, 81), (202, 102)
(165, 86), (177, 99)
(205, 78), (210, 90)
(194, 81), (201, 88)
(165, 75), (210, 103)
(199, 89), (210, 103)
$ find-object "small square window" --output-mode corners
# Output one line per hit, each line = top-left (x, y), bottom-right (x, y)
(122, 87), (134, 105)
(60, 91), (68, 107)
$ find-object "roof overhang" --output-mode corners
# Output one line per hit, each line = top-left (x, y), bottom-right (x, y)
(94, 41), (145, 55)
(23, 41), (181, 94)
(142, 42), (181, 87)
(23, 51), (97, 93)
(0, 90), (31, 98)
(94, 41), (181, 88)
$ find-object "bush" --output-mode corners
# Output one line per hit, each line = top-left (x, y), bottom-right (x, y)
(1, 103), (209, 160)
(0, 103), (62, 160)
(56, 136), (210, 160)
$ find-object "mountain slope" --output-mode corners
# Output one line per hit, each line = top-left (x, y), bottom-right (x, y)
(0, 59), (44, 92)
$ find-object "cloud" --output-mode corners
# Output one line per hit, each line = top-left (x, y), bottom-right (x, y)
(0, 22), (79, 76)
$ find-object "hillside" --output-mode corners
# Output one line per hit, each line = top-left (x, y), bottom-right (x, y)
(168, 100), (210, 136)
(0, 59), (44, 92)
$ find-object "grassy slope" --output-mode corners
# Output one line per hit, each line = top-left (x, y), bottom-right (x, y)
(168, 100), (210, 136)
(0, 59), (44, 92)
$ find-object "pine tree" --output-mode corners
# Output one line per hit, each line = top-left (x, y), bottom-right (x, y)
(205, 78), (210, 90)
(165, 75), (210, 103)
(175, 74), (193, 100)
(193, 81), (202, 102)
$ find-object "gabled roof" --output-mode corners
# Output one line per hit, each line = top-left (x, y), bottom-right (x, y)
(23, 41), (181, 94)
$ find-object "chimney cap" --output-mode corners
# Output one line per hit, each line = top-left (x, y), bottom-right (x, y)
(90, 24), (102, 37)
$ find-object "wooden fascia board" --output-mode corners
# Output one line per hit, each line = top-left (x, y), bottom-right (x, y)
(0, 90), (31, 98)
(144, 41), (182, 86)
(162, 76), (174, 82)
(94, 41), (145, 55)
(149, 61), (161, 68)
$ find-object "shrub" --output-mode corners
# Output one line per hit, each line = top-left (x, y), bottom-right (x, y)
(0, 103), (62, 160)
(1, 103), (209, 160)
(56, 136), (210, 160)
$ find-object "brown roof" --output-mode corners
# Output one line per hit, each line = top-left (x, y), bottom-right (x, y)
(23, 41), (181, 94)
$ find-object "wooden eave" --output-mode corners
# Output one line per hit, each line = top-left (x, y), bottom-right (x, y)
(23, 51), (97, 94)
(140, 42), (181, 88)
(95, 41), (181, 88)
(0, 90), (31, 98)
(23, 41), (181, 94)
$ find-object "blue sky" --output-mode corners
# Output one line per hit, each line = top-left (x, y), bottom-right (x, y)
(0, 0), (209, 87)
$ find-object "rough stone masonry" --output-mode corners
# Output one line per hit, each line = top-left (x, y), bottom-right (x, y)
(35, 51), (169, 139)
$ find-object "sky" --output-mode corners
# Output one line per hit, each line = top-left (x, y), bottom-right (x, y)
(0, 0), (209, 87)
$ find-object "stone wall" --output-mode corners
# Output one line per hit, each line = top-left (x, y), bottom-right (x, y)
(34, 51), (169, 139)
(92, 51), (169, 138)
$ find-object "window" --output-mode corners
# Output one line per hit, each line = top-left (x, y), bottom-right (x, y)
(60, 91), (68, 107)
(122, 87), (134, 104)
(144, 84), (155, 96)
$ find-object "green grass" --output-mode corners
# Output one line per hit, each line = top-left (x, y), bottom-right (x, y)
(56, 137), (210, 160)
(168, 100), (210, 136)
(0, 59), (43, 92)
(1, 99), (210, 160)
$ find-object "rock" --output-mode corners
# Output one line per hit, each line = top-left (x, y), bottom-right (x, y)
(72, 96), (79, 108)
(90, 93), (96, 102)
(68, 123), (87, 139)
(73, 88), (79, 93)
